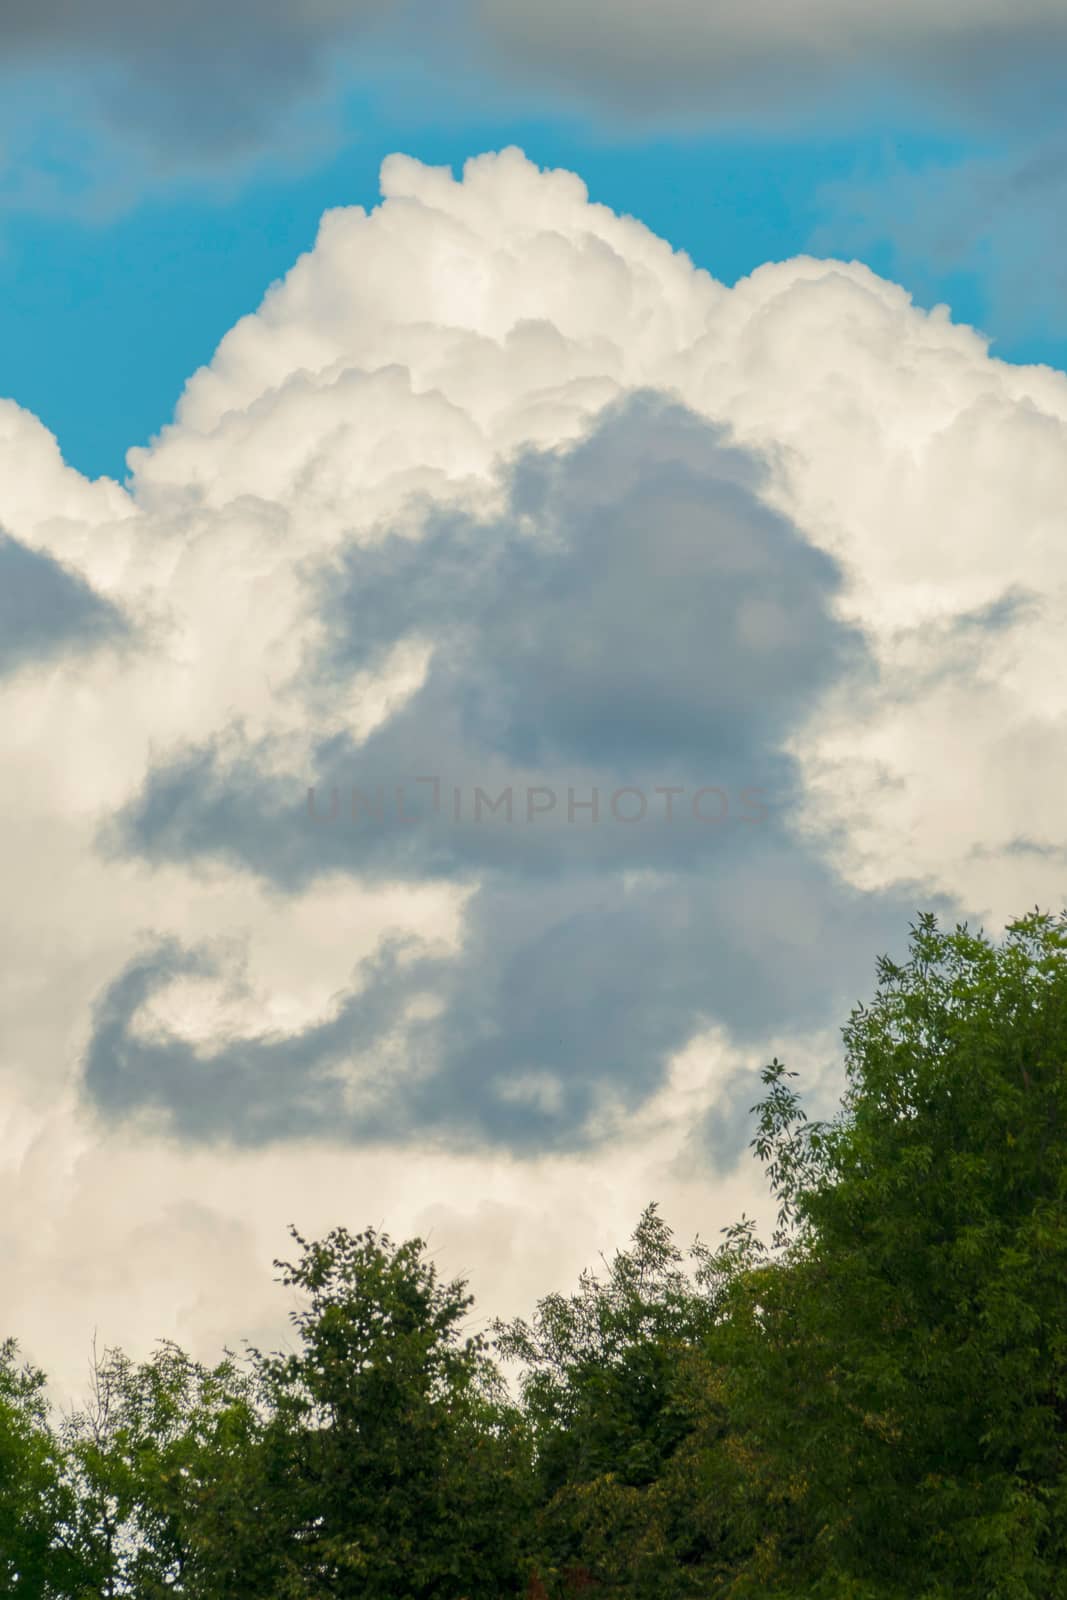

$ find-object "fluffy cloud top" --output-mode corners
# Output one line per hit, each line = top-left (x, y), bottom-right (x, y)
(2, 146), (1066, 1403)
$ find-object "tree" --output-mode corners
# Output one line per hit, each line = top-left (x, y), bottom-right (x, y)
(60, 1337), (266, 1599)
(715, 908), (1067, 1597)
(249, 1222), (537, 1599)
(0, 1338), (84, 1598)
(492, 1203), (754, 1597)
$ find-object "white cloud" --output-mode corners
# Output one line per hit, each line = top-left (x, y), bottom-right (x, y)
(2, 146), (1066, 1405)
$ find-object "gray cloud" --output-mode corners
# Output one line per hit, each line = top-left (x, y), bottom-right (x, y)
(108, 394), (873, 886)
(323, 396), (870, 771)
(1, 0), (396, 158)
(863, 585), (1048, 705)
(82, 930), (445, 1144)
(3, 0), (1066, 161)
(82, 860), (966, 1157)
(471, 0), (1067, 134)
(85, 394), (975, 1159)
(0, 528), (128, 676)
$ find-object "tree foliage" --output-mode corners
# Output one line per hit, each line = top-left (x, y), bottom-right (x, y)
(247, 1222), (538, 1598)
(3, 906), (1067, 1598)
(59, 1338), (265, 1599)
(717, 908), (1067, 1598)
(0, 1339), (83, 1598)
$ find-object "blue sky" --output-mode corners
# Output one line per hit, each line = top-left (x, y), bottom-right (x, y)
(3, 43), (1065, 482)
(3, 3), (1067, 1401)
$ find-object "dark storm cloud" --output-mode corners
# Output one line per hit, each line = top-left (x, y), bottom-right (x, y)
(85, 393), (975, 1161)
(0, 529), (128, 676)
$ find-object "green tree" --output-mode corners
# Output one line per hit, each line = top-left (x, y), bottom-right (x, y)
(249, 1222), (537, 1599)
(60, 1337), (265, 1599)
(716, 907), (1067, 1598)
(492, 1202), (757, 1598)
(0, 1338), (85, 1598)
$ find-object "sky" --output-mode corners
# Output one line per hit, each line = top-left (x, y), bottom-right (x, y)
(2, 2), (1066, 1405)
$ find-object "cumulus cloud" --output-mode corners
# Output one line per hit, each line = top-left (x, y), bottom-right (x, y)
(2, 146), (1067, 1402)
(94, 389), (950, 1151)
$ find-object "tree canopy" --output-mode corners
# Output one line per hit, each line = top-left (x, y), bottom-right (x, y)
(3, 906), (1067, 1598)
